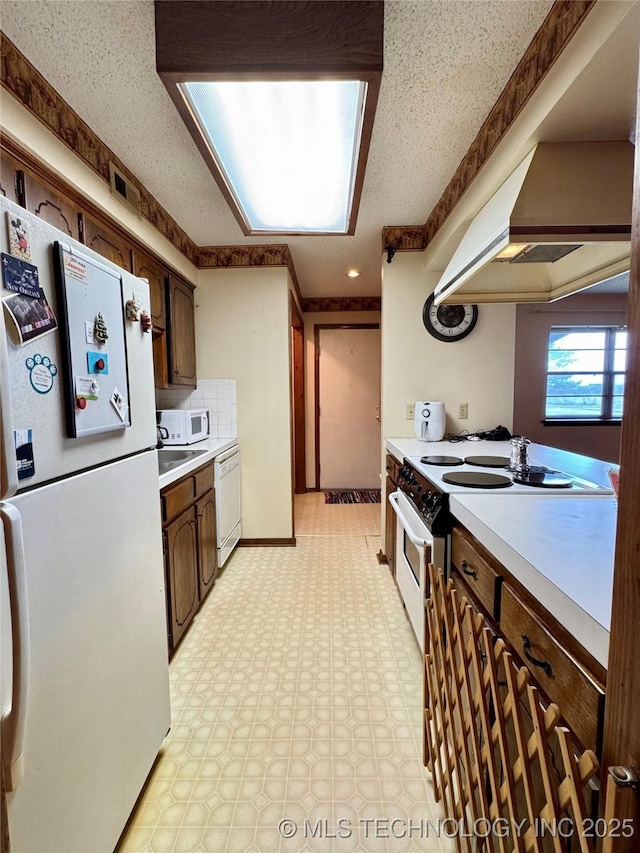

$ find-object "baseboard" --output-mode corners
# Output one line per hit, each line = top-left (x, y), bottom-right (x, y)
(238, 538), (297, 547)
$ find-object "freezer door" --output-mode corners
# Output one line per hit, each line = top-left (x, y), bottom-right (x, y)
(3, 450), (170, 853)
(0, 198), (157, 497)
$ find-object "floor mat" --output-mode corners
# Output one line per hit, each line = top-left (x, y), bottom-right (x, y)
(324, 489), (382, 504)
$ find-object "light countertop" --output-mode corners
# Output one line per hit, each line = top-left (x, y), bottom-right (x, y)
(158, 437), (238, 489)
(385, 436), (618, 667)
(450, 493), (616, 668)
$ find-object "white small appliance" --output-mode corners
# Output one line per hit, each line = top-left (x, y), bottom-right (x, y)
(157, 408), (209, 444)
(414, 401), (446, 441)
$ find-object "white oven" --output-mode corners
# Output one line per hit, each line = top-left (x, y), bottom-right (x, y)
(389, 490), (446, 652)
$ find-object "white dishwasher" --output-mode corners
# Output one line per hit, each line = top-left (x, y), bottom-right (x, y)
(214, 445), (241, 567)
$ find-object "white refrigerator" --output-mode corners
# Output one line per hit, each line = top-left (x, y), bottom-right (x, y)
(0, 199), (171, 852)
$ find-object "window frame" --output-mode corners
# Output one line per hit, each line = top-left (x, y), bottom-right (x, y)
(543, 325), (626, 424)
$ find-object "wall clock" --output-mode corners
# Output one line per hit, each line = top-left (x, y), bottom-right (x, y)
(422, 293), (478, 342)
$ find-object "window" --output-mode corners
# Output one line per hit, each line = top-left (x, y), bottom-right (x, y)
(545, 327), (627, 420)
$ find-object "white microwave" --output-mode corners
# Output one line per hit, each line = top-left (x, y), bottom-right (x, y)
(157, 409), (209, 445)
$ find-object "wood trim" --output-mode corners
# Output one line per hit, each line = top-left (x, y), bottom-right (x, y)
(198, 244), (304, 307)
(382, 0), (597, 255)
(0, 32), (198, 264)
(237, 538), (297, 547)
(302, 296), (381, 313)
(313, 323), (380, 490)
(290, 293), (306, 495)
(600, 54), (640, 836)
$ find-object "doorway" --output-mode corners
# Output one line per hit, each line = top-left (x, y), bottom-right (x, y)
(290, 294), (306, 495)
(314, 324), (381, 490)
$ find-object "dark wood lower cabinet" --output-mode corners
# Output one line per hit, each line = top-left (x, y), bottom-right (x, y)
(164, 506), (199, 651)
(196, 489), (218, 599)
(161, 461), (218, 654)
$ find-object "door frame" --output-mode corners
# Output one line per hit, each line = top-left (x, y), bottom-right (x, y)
(290, 293), (306, 496)
(314, 323), (380, 490)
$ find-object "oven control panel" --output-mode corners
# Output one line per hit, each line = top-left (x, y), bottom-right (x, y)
(397, 462), (451, 535)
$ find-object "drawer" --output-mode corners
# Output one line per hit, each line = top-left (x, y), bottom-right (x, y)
(194, 462), (214, 497)
(451, 527), (503, 620)
(500, 583), (604, 752)
(385, 453), (399, 485)
(162, 476), (195, 523)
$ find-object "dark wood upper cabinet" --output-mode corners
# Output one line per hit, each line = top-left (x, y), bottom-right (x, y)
(0, 151), (23, 204)
(133, 249), (167, 330)
(23, 172), (81, 239)
(167, 273), (197, 387)
(82, 214), (132, 272)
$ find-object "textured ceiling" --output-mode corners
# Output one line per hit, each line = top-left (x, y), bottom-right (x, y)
(1, 0), (567, 297)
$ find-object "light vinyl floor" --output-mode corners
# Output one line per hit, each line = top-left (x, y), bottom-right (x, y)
(118, 493), (448, 853)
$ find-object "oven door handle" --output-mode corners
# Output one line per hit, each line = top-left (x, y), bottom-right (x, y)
(388, 491), (432, 548)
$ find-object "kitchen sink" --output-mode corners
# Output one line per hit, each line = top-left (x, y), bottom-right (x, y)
(157, 448), (208, 474)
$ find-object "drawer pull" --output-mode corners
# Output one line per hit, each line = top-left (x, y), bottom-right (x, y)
(461, 560), (477, 580)
(522, 635), (553, 678)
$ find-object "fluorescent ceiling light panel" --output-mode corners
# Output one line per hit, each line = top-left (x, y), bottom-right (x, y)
(181, 80), (365, 233)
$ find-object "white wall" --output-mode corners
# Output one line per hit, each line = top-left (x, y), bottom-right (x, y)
(196, 268), (293, 540)
(382, 252), (516, 439)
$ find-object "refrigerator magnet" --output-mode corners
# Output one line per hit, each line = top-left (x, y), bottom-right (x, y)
(2, 253), (42, 298)
(6, 213), (31, 261)
(110, 386), (128, 422)
(2, 290), (58, 345)
(14, 428), (35, 480)
(93, 312), (109, 344)
(26, 354), (57, 394)
(87, 351), (109, 374)
(75, 375), (99, 402)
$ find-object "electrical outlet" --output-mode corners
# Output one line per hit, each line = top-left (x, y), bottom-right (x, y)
(458, 403), (469, 419)
(406, 404), (415, 420)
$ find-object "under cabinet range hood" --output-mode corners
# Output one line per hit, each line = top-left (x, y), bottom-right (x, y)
(434, 141), (634, 304)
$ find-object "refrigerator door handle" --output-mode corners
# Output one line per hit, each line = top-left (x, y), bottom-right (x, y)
(0, 303), (18, 500)
(1, 503), (31, 791)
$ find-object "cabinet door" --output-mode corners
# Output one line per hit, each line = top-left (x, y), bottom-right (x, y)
(165, 506), (199, 651)
(167, 274), (197, 387)
(196, 489), (218, 601)
(82, 215), (132, 271)
(384, 476), (396, 577)
(1, 151), (23, 204)
(23, 172), (81, 239)
(133, 250), (167, 330)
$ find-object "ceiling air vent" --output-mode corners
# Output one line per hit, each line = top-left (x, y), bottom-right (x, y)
(108, 162), (140, 216)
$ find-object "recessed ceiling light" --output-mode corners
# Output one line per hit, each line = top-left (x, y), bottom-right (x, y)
(347, 269), (361, 278)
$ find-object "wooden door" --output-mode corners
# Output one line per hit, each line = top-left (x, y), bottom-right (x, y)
(133, 250), (167, 330)
(315, 324), (381, 489)
(82, 215), (132, 271)
(167, 274), (197, 387)
(165, 506), (198, 651)
(290, 295), (306, 494)
(196, 489), (218, 600)
(23, 172), (81, 239)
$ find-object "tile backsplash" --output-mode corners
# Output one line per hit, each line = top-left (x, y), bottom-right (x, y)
(156, 379), (237, 439)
